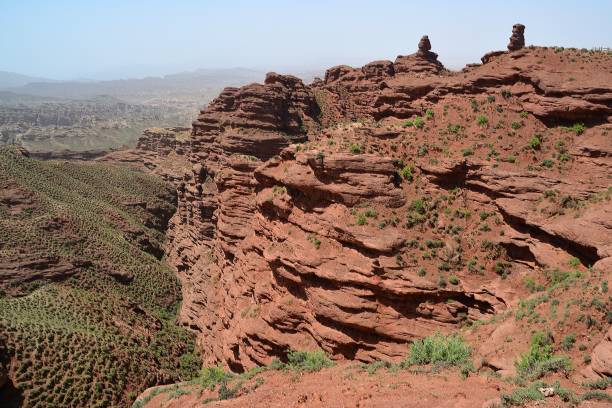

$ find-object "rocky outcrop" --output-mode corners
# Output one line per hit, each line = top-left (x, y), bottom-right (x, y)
(583, 326), (612, 379)
(165, 32), (612, 374)
(99, 126), (191, 184)
(416, 35), (437, 61)
(507, 24), (525, 51)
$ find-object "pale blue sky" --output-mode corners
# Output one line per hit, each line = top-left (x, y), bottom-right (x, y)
(1, 0), (610, 80)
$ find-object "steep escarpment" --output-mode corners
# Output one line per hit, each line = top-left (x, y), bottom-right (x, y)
(166, 28), (611, 381)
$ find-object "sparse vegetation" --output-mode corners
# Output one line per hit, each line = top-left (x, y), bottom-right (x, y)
(403, 333), (472, 368)
(476, 115), (488, 126)
(515, 332), (572, 380)
(528, 135), (541, 150)
(563, 122), (586, 135)
(399, 164), (414, 181)
(0, 146), (196, 408)
(349, 143), (363, 154)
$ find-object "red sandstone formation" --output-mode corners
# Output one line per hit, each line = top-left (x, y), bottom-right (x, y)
(99, 126), (191, 184)
(508, 24), (526, 51)
(162, 29), (612, 379)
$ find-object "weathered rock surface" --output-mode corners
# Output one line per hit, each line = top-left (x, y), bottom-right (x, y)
(508, 24), (526, 51)
(160, 30), (612, 375)
(583, 326), (612, 379)
(99, 126), (191, 185)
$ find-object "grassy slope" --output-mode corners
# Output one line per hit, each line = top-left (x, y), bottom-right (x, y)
(0, 146), (197, 408)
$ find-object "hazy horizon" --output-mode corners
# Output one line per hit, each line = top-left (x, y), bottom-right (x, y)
(2, 0), (611, 81)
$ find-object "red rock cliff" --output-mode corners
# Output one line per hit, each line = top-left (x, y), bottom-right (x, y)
(167, 37), (612, 371)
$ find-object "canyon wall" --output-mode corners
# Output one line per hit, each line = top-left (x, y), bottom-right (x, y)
(166, 39), (612, 370)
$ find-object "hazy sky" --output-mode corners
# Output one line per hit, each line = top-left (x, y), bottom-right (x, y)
(1, 0), (611, 80)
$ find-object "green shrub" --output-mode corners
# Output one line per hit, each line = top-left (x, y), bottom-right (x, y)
(349, 143), (363, 154)
(197, 366), (232, 390)
(425, 109), (434, 119)
(540, 159), (554, 168)
(558, 152), (571, 162)
(494, 261), (511, 277)
(582, 377), (612, 390)
(581, 390), (612, 402)
(516, 332), (572, 380)
(470, 99), (479, 112)
(404, 333), (471, 367)
(409, 199), (426, 214)
(449, 275), (460, 285)
(285, 349), (333, 372)
(413, 117), (425, 129)
(566, 123), (586, 135)
(560, 333), (576, 350)
(447, 124), (462, 134)
(307, 234), (321, 249)
(462, 148), (474, 157)
(501, 381), (545, 406)
(178, 353), (201, 380)
(476, 115), (488, 126)
(511, 121), (523, 130)
(399, 165), (413, 181)
(528, 136), (541, 150)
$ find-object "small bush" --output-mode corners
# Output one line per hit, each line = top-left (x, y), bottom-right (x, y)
(476, 115), (488, 126)
(349, 143), (363, 154)
(307, 234), (321, 249)
(540, 159), (554, 168)
(449, 275), (460, 285)
(501, 382), (545, 406)
(511, 121), (523, 130)
(516, 332), (572, 380)
(528, 136), (541, 150)
(560, 333), (576, 350)
(447, 124), (462, 134)
(425, 109), (434, 119)
(583, 377), (612, 390)
(399, 165), (413, 181)
(284, 349), (333, 372)
(404, 333), (471, 367)
(581, 390), (612, 402)
(567, 123), (586, 135)
(197, 366), (232, 390)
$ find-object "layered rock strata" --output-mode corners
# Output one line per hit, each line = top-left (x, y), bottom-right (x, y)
(166, 34), (612, 371)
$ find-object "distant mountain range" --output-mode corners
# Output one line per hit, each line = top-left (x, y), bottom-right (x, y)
(0, 67), (322, 102)
(0, 68), (266, 102)
(0, 71), (56, 89)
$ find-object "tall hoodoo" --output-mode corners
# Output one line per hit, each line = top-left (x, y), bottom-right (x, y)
(507, 23), (525, 51)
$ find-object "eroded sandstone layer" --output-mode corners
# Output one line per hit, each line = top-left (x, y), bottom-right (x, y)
(166, 34), (612, 371)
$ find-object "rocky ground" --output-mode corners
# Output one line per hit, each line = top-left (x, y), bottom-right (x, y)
(131, 25), (611, 407)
